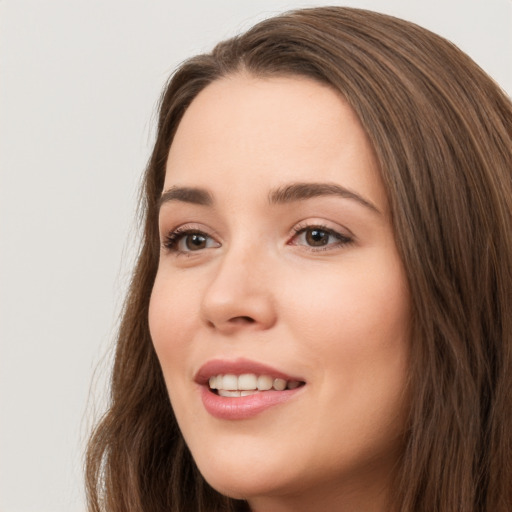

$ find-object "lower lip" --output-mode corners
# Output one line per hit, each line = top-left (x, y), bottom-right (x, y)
(199, 385), (304, 420)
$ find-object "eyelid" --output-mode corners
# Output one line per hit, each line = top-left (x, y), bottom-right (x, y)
(288, 220), (355, 251)
(289, 219), (354, 238)
(159, 219), (355, 256)
(161, 223), (221, 254)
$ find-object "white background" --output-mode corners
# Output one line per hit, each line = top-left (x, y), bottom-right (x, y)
(1, 1), (511, 511)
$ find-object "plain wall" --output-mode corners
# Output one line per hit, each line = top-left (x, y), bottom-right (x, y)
(1, 1), (511, 511)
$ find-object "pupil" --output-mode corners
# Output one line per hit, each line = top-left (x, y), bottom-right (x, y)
(186, 234), (206, 250)
(306, 229), (328, 246)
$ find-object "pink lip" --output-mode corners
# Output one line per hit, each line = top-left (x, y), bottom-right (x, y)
(195, 358), (306, 420)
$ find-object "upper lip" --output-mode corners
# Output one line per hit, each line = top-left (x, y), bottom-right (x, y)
(194, 358), (305, 385)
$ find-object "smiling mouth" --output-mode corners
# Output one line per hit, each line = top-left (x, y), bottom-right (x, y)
(209, 373), (305, 397)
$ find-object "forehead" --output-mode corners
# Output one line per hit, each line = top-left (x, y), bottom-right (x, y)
(164, 74), (387, 211)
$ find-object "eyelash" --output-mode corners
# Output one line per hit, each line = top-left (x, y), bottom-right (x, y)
(290, 224), (354, 251)
(161, 223), (353, 254)
(162, 225), (216, 253)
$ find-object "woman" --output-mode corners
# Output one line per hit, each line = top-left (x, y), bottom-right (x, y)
(86, 7), (512, 512)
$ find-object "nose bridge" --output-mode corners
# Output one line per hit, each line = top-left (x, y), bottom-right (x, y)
(200, 234), (276, 331)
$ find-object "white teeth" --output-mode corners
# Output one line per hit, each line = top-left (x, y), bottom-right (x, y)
(222, 374), (238, 390)
(240, 390), (258, 396)
(218, 390), (241, 397)
(273, 378), (287, 391)
(217, 389), (262, 397)
(257, 375), (273, 391)
(208, 373), (303, 393)
(238, 373), (258, 390)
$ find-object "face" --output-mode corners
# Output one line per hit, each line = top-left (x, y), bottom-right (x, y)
(149, 75), (410, 511)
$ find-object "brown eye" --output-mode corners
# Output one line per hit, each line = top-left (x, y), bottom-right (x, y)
(290, 225), (353, 251)
(305, 228), (330, 246)
(163, 229), (221, 253)
(185, 233), (207, 250)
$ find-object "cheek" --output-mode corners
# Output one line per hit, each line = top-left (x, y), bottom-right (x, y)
(279, 253), (410, 415)
(148, 270), (200, 373)
(280, 258), (410, 450)
(281, 256), (409, 351)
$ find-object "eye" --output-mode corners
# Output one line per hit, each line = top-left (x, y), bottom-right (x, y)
(163, 228), (221, 253)
(290, 225), (353, 250)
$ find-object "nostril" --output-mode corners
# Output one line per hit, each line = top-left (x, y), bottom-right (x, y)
(204, 315), (257, 331)
(231, 316), (255, 324)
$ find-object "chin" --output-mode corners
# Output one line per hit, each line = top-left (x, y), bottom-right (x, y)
(201, 467), (277, 500)
(193, 448), (298, 501)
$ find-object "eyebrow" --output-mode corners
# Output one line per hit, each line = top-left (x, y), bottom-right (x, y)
(269, 182), (381, 214)
(158, 186), (213, 209)
(158, 182), (380, 214)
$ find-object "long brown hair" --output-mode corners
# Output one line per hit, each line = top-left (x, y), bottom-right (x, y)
(86, 7), (512, 511)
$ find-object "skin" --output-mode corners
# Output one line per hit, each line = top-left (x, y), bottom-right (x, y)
(149, 74), (411, 512)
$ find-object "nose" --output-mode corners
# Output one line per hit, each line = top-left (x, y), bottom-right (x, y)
(200, 244), (277, 335)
